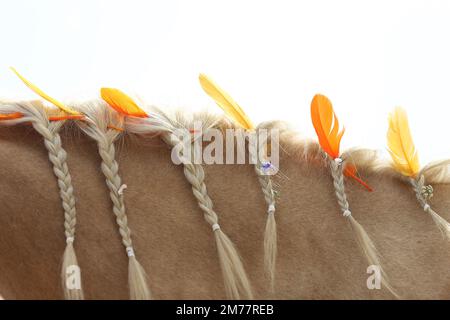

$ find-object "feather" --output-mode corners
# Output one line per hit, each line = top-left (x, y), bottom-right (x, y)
(48, 115), (85, 121)
(199, 74), (254, 130)
(10, 67), (80, 115)
(344, 165), (373, 192)
(0, 112), (23, 120)
(100, 88), (148, 118)
(310, 94), (344, 159)
(387, 107), (420, 177)
(311, 94), (372, 191)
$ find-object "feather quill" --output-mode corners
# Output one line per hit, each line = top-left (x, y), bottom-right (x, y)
(344, 165), (373, 192)
(10, 67), (80, 115)
(387, 107), (420, 177)
(48, 115), (84, 121)
(199, 74), (254, 130)
(0, 112), (23, 120)
(100, 88), (148, 118)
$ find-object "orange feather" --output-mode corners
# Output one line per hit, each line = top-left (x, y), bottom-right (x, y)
(48, 114), (85, 121)
(100, 88), (148, 118)
(344, 165), (373, 192)
(311, 94), (372, 191)
(107, 124), (124, 132)
(310, 94), (344, 159)
(0, 112), (23, 120)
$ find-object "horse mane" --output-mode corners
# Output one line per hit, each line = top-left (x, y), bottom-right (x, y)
(265, 120), (450, 185)
(2, 99), (450, 182)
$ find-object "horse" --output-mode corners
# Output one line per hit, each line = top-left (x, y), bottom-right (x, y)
(0, 100), (450, 299)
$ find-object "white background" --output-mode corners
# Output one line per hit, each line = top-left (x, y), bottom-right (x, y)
(0, 0), (449, 164)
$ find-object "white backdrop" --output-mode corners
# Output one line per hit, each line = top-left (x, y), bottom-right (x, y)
(0, 0), (449, 164)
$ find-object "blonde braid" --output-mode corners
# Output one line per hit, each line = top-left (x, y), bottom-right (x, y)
(0, 102), (84, 299)
(252, 130), (277, 291)
(34, 121), (77, 238)
(330, 157), (398, 298)
(163, 132), (253, 300)
(30, 112), (83, 300)
(409, 175), (450, 239)
(255, 167), (276, 206)
(97, 134), (133, 248)
(93, 130), (151, 299)
(75, 102), (151, 300)
(329, 158), (350, 214)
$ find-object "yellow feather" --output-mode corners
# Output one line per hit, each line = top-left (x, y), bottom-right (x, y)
(387, 107), (420, 177)
(10, 67), (80, 115)
(199, 74), (254, 130)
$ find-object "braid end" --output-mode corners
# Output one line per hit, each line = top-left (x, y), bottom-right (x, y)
(61, 241), (84, 300)
(128, 255), (152, 300)
(214, 229), (254, 300)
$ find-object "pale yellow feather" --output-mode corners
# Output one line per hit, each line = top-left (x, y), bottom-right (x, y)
(199, 74), (254, 130)
(387, 107), (420, 177)
(10, 67), (80, 115)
